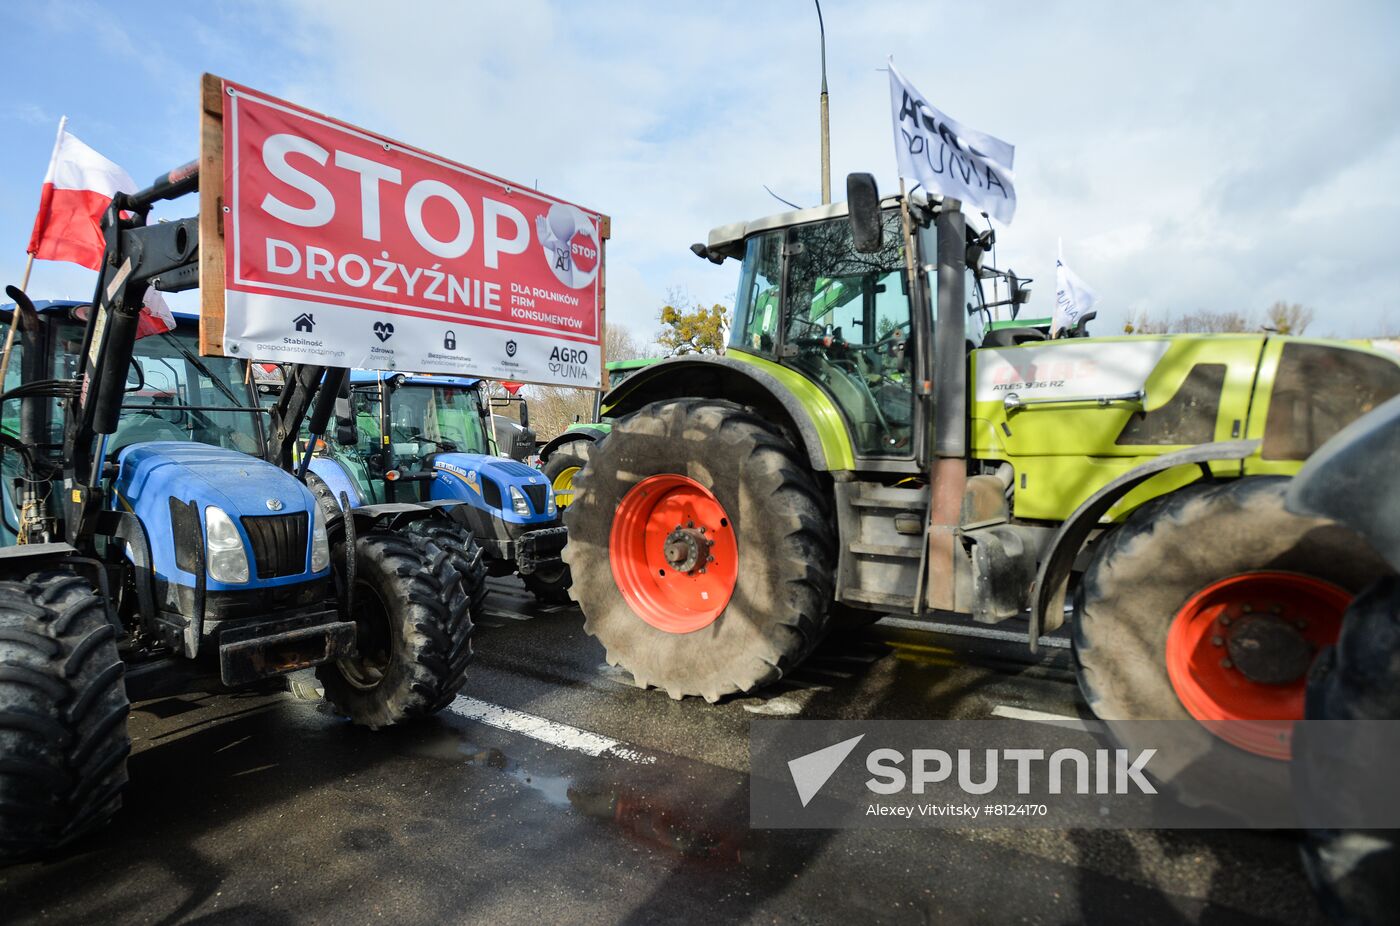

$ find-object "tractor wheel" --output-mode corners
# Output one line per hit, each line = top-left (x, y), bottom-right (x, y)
(1073, 476), (1388, 813)
(404, 520), (489, 620)
(1293, 576), (1400, 925)
(563, 399), (834, 701)
(0, 571), (129, 860)
(543, 441), (591, 509)
(316, 532), (473, 728)
(521, 563), (572, 606)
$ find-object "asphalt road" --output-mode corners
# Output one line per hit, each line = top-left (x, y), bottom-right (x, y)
(1, 578), (1326, 925)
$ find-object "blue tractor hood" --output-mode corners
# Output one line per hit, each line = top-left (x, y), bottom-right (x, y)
(429, 453), (555, 525)
(114, 441), (325, 591)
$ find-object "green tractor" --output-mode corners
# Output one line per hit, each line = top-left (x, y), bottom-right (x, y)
(538, 357), (659, 508)
(562, 173), (1400, 802)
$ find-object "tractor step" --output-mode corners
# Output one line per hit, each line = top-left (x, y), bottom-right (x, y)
(834, 482), (929, 614)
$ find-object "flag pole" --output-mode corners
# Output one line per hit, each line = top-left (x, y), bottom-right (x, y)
(0, 252), (36, 386)
(1, 117), (67, 386)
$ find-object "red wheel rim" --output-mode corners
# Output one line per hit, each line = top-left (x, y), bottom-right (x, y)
(610, 474), (738, 633)
(1165, 571), (1351, 760)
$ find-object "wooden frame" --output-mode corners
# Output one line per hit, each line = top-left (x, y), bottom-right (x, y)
(198, 73), (227, 356)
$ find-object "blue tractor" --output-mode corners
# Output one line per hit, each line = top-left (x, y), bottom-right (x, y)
(304, 371), (570, 603)
(0, 165), (478, 859)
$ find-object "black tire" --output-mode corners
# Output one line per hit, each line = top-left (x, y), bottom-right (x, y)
(316, 532), (473, 728)
(0, 571), (129, 860)
(542, 441), (591, 509)
(1294, 576), (1400, 925)
(563, 399), (834, 702)
(521, 562), (572, 605)
(1073, 476), (1388, 812)
(404, 519), (489, 620)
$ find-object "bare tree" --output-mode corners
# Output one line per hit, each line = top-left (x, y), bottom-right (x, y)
(1125, 305), (1307, 335)
(524, 322), (657, 440)
(1264, 301), (1313, 335)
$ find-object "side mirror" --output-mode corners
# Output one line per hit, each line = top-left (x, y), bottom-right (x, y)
(509, 427), (536, 462)
(846, 172), (882, 254)
(516, 399), (530, 430)
(332, 394), (358, 445)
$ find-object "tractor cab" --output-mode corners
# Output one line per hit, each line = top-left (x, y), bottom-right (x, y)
(307, 371), (571, 602)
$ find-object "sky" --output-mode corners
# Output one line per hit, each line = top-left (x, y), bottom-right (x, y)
(2, 0), (1399, 342)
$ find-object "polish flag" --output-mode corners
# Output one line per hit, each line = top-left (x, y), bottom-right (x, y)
(27, 119), (175, 336)
(27, 118), (135, 271)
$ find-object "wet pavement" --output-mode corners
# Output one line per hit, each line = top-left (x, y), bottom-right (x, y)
(1, 578), (1325, 925)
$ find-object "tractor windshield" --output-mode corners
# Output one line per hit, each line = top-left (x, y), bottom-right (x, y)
(0, 311), (262, 456)
(350, 380), (491, 473)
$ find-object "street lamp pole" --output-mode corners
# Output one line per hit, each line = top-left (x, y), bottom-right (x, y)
(815, 0), (830, 204)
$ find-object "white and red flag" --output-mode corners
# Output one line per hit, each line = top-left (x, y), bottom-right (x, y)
(27, 118), (135, 270)
(25, 118), (174, 335)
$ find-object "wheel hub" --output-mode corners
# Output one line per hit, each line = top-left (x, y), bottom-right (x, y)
(1165, 571), (1352, 760)
(1224, 613), (1313, 686)
(662, 523), (713, 574)
(610, 474), (738, 634)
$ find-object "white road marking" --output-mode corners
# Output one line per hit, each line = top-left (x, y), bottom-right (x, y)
(481, 607), (536, 622)
(878, 617), (1071, 649)
(991, 704), (1099, 732)
(446, 696), (655, 764)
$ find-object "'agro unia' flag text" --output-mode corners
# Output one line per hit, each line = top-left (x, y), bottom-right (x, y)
(1053, 246), (1099, 337)
(887, 59), (1016, 224)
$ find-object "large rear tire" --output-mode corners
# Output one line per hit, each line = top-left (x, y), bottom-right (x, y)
(563, 399), (834, 701)
(0, 571), (129, 860)
(317, 532), (473, 728)
(1073, 477), (1388, 812)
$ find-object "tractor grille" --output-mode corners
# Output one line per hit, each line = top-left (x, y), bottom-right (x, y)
(240, 512), (309, 579)
(522, 484), (548, 515)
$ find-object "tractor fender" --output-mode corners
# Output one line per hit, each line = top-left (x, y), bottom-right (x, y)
(1028, 439), (1260, 650)
(347, 501), (456, 535)
(307, 457), (365, 509)
(1286, 393), (1400, 572)
(603, 354), (835, 470)
(539, 427), (608, 462)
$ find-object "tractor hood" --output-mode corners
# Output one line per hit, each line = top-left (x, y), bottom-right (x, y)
(114, 441), (322, 589)
(429, 452), (555, 524)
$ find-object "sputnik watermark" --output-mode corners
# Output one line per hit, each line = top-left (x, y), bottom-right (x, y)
(752, 719), (1400, 829)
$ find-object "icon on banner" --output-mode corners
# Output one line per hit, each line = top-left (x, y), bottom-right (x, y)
(373, 321), (395, 342)
(293, 313), (315, 332)
(444, 330), (457, 350)
(505, 340), (517, 357)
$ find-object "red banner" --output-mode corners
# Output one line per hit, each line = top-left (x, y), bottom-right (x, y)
(219, 80), (604, 388)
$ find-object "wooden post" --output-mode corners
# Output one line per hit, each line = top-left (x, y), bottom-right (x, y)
(0, 253), (36, 386)
(198, 73), (228, 356)
(596, 214), (611, 391)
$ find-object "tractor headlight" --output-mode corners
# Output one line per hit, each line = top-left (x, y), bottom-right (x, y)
(545, 489), (557, 516)
(204, 506), (250, 584)
(509, 484), (530, 516)
(309, 503), (331, 573)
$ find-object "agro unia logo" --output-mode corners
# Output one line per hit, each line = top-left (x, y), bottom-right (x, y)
(536, 203), (600, 290)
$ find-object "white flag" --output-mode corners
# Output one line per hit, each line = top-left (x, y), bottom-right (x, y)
(1053, 245), (1098, 337)
(888, 59), (1016, 224)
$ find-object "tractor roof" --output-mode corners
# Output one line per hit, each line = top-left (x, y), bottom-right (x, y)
(705, 193), (937, 259)
(0, 298), (199, 326)
(606, 357), (660, 371)
(348, 370), (480, 389)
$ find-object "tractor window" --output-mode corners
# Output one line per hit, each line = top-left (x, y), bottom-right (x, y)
(425, 387), (490, 454)
(784, 213), (915, 457)
(731, 231), (784, 355)
(46, 320), (262, 457)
